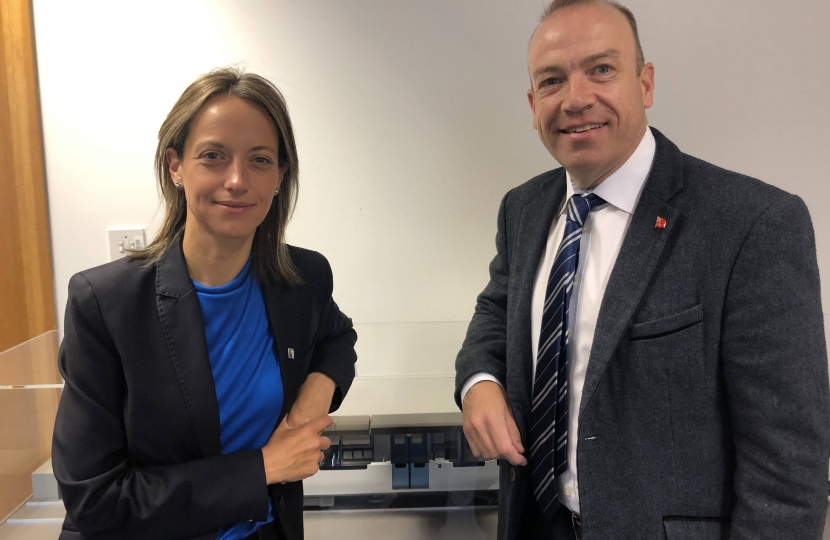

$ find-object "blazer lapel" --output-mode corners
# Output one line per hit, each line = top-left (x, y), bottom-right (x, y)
(262, 283), (304, 422)
(510, 171), (567, 423)
(578, 128), (685, 422)
(155, 241), (221, 457)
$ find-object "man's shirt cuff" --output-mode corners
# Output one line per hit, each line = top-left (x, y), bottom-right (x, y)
(460, 373), (503, 406)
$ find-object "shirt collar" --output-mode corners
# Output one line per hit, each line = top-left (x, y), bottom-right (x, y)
(561, 126), (656, 215)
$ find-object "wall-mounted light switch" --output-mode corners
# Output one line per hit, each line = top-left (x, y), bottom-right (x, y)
(108, 229), (146, 261)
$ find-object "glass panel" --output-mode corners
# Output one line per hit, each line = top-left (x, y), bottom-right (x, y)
(0, 331), (62, 522)
(0, 331), (60, 387)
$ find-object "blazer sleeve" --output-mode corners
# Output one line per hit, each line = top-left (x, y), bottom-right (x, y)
(53, 273), (270, 540)
(720, 194), (830, 539)
(454, 191), (512, 408)
(307, 256), (357, 412)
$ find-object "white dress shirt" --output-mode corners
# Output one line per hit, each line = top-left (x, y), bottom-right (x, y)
(461, 127), (656, 514)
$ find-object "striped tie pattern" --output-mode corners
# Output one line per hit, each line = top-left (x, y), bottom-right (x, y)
(529, 192), (606, 521)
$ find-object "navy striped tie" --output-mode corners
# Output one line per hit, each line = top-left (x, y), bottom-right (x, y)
(529, 192), (606, 521)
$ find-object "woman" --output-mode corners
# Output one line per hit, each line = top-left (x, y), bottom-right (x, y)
(52, 68), (357, 540)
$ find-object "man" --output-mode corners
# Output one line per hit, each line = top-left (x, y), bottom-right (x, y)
(455, 1), (829, 539)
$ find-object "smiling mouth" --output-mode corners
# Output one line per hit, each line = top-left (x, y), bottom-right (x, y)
(216, 201), (254, 208)
(561, 123), (606, 134)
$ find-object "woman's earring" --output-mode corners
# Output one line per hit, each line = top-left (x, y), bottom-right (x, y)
(174, 183), (183, 190)
(274, 187), (280, 196)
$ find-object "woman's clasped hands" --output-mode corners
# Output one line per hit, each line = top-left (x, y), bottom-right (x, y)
(261, 414), (332, 485)
(262, 371), (338, 484)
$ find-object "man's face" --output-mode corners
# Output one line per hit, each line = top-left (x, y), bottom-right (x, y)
(527, 3), (654, 188)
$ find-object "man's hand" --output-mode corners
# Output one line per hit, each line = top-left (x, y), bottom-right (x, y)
(285, 372), (337, 429)
(462, 381), (526, 466)
(262, 414), (333, 484)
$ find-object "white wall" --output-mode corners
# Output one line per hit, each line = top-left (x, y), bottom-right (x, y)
(33, 1), (830, 353)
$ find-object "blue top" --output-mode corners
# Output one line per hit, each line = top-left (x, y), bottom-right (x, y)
(192, 258), (283, 540)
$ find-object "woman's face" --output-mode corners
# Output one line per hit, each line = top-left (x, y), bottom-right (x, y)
(167, 95), (286, 247)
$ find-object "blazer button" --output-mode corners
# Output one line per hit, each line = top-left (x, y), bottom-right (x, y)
(509, 467), (516, 482)
(278, 496), (286, 511)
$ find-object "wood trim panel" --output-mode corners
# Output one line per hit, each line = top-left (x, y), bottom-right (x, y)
(0, 0), (56, 354)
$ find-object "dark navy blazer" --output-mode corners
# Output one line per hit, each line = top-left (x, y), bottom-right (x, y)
(53, 241), (357, 540)
(456, 128), (829, 540)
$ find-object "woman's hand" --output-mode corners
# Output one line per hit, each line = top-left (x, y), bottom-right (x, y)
(262, 414), (333, 485)
(284, 372), (337, 429)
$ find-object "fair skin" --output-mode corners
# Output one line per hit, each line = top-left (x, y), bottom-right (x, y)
(463, 381), (526, 466)
(527, 3), (654, 190)
(167, 95), (336, 484)
(463, 2), (655, 465)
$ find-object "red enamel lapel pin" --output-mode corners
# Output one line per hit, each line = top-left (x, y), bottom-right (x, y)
(655, 216), (667, 229)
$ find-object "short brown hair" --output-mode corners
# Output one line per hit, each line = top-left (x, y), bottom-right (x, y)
(538, 0), (645, 74)
(131, 67), (302, 286)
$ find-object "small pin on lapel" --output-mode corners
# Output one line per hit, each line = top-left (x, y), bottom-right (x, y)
(287, 348), (295, 359)
(655, 216), (667, 229)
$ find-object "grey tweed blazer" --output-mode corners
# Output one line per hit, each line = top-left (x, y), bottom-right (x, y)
(455, 128), (829, 540)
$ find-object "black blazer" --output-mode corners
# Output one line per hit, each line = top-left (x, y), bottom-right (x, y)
(456, 128), (829, 539)
(52, 241), (357, 540)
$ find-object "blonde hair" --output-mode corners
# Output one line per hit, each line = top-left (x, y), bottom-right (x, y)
(131, 67), (302, 286)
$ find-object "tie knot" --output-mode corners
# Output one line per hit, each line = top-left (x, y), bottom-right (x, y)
(566, 193), (606, 225)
